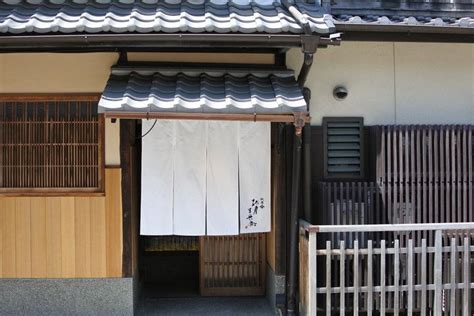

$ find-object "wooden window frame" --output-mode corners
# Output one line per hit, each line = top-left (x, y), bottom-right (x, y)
(323, 116), (365, 180)
(0, 94), (105, 196)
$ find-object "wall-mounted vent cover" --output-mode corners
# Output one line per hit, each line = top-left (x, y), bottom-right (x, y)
(323, 117), (364, 179)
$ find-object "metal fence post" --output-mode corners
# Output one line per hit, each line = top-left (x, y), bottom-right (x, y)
(433, 230), (443, 316)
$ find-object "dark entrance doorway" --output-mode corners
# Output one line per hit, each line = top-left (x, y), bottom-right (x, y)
(140, 236), (200, 297)
(139, 234), (267, 298)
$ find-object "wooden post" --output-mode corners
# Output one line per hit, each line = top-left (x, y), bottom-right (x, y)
(120, 119), (137, 277)
(308, 231), (317, 316)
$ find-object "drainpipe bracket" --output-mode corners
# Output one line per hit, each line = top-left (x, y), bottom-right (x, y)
(293, 112), (307, 136)
(118, 50), (128, 64)
(300, 35), (319, 54)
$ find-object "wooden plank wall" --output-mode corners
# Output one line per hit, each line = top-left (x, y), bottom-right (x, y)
(0, 168), (122, 278)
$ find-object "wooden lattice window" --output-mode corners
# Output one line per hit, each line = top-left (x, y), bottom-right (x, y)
(0, 95), (104, 194)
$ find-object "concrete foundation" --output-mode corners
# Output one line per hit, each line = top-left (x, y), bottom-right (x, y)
(266, 264), (286, 315)
(0, 278), (135, 316)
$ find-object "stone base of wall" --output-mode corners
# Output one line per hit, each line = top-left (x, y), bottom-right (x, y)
(266, 264), (286, 315)
(0, 278), (135, 316)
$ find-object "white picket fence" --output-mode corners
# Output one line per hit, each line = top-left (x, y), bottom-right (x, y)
(299, 221), (474, 315)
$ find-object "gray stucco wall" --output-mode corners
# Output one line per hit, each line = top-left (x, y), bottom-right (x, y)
(0, 278), (134, 316)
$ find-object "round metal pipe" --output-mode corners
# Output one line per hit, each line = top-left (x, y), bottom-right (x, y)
(286, 130), (303, 316)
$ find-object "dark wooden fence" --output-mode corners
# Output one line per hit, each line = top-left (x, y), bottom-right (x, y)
(375, 125), (474, 225)
(316, 125), (474, 314)
(319, 125), (474, 225)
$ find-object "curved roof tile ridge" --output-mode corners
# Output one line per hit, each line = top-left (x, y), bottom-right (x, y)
(329, 14), (474, 29)
(0, 0), (335, 34)
(99, 69), (307, 114)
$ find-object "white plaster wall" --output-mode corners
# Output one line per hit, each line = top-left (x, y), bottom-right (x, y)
(288, 42), (474, 126)
(394, 43), (473, 124)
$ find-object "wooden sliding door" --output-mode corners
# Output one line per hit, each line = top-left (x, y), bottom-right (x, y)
(199, 233), (266, 296)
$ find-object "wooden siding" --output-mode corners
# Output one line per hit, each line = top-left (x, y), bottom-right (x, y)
(0, 168), (122, 278)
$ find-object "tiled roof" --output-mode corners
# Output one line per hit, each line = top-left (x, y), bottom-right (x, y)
(98, 67), (307, 115)
(0, 0), (335, 34)
(330, 14), (474, 29)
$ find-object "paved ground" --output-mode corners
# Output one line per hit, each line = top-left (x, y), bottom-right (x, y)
(137, 297), (275, 316)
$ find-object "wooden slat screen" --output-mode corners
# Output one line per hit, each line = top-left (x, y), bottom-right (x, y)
(323, 117), (364, 179)
(200, 234), (265, 296)
(375, 125), (473, 224)
(0, 98), (103, 192)
(144, 236), (199, 252)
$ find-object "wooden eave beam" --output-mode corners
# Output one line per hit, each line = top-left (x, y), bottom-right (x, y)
(104, 111), (310, 124)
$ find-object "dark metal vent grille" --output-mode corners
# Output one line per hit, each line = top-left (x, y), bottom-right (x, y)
(323, 117), (364, 179)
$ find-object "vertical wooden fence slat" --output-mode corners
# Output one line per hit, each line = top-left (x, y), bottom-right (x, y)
(380, 126), (386, 226)
(387, 126), (392, 226)
(462, 127), (467, 223)
(451, 129), (456, 224)
(468, 127), (473, 223)
(449, 237), (457, 315)
(407, 239), (414, 315)
(433, 230), (443, 316)
(420, 238), (427, 315)
(326, 240), (331, 316)
(440, 127), (446, 224)
(393, 126), (398, 224)
(434, 128), (439, 223)
(367, 240), (373, 316)
(353, 240), (359, 315)
(456, 129), (462, 224)
(339, 240), (345, 316)
(394, 239), (400, 316)
(462, 237), (470, 316)
(380, 239), (386, 316)
(428, 128), (433, 225)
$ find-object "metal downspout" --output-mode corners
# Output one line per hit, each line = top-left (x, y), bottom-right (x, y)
(282, 1), (339, 310)
(286, 34), (318, 316)
(297, 53), (314, 88)
(286, 91), (312, 316)
(286, 123), (304, 316)
(302, 88), (313, 223)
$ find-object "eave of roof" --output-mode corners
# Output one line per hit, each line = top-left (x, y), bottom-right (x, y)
(0, 32), (342, 53)
(0, 0), (335, 35)
(0, 0), (341, 51)
(323, 2), (474, 42)
(331, 15), (473, 31)
(99, 66), (308, 119)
